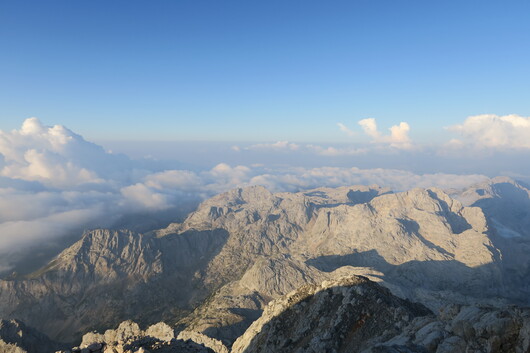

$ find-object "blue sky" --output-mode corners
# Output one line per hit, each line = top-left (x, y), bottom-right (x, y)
(1, 0), (530, 142)
(2, 1), (530, 269)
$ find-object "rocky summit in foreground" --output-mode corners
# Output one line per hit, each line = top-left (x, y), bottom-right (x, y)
(232, 276), (530, 353)
(8, 275), (530, 353)
(231, 275), (432, 353)
(55, 321), (222, 353)
(1, 177), (530, 352)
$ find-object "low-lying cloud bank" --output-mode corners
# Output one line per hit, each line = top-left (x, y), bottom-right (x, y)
(0, 117), (515, 272)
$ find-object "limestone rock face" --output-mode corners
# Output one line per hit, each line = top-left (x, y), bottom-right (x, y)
(61, 321), (216, 353)
(297, 187), (502, 306)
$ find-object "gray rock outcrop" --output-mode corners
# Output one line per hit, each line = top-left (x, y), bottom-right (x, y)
(62, 321), (215, 353)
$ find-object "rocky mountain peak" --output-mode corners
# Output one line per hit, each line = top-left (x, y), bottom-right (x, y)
(231, 275), (432, 353)
(26, 229), (162, 283)
(232, 275), (530, 353)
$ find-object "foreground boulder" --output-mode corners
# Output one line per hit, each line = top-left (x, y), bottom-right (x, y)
(369, 303), (530, 353)
(58, 321), (221, 353)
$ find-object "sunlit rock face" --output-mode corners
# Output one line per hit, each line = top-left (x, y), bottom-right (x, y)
(57, 320), (222, 353)
(1, 179), (529, 349)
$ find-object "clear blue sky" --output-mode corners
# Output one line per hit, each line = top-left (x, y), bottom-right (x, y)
(1, 0), (529, 142)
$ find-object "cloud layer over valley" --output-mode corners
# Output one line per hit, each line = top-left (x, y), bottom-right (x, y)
(0, 117), (528, 273)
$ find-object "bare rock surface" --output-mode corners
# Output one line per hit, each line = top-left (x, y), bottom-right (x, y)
(370, 303), (530, 353)
(60, 321), (215, 353)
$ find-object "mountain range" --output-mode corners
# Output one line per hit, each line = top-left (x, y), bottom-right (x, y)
(1, 176), (530, 352)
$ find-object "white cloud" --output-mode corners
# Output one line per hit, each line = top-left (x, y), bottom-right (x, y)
(358, 118), (380, 139)
(0, 117), (132, 187)
(358, 118), (413, 150)
(337, 123), (355, 137)
(120, 183), (170, 210)
(0, 207), (109, 251)
(447, 114), (530, 149)
(144, 170), (203, 191)
(246, 166), (488, 193)
(204, 163), (253, 192)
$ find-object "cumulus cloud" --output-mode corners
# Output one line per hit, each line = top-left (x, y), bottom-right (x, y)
(0, 117), (132, 187)
(358, 118), (413, 150)
(447, 114), (530, 149)
(0, 118), (493, 273)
